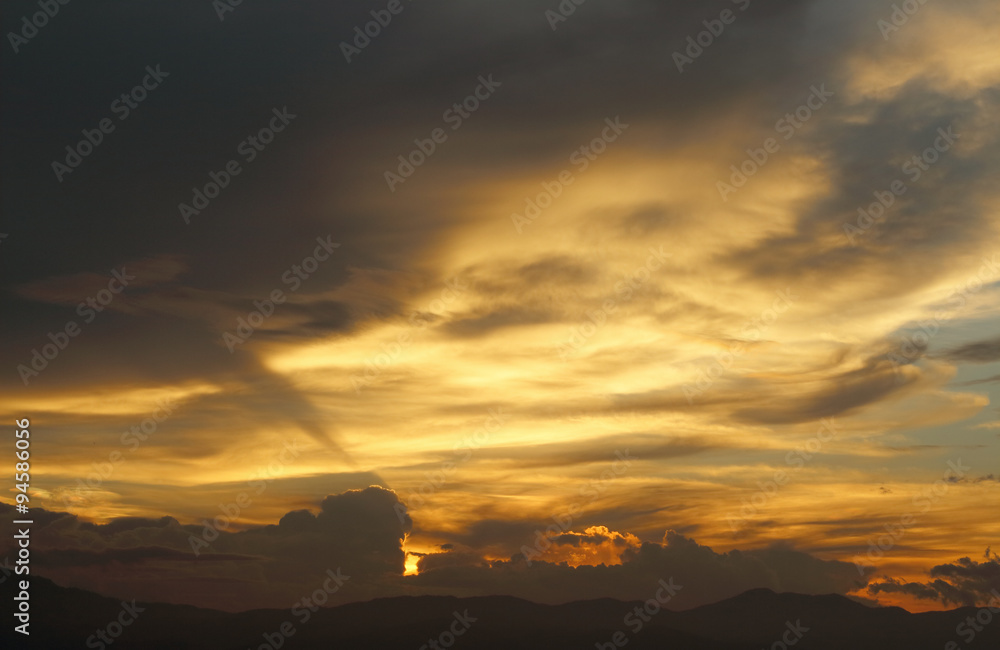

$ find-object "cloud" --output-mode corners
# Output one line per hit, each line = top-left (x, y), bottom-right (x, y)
(0, 487), (410, 611)
(416, 549), (487, 573)
(1, 494), (869, 612)
(458, 433), (715, 469)
(868, 578), (965, 604)
(868, 554), (1000, 607)
(544, 526), (641, 566)
(940, 336), (1000, 363)
(731, 352), (919, 425)
(409, 529), (868, 608)
(13, 254), (189, 305)
(2, 0), (999, 617)
(443, 305), (561, 338)
(602, 346), (924, 425)
(36, 546), (254, 567)
(959, 375), (1000, 387)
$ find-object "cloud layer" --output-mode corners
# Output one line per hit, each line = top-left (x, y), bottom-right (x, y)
(1, 0), (998, 614)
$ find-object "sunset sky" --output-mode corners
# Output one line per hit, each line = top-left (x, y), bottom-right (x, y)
(2, 0), (999, 616)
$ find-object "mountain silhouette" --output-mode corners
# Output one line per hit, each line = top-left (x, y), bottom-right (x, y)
(3, 577), (998, 649)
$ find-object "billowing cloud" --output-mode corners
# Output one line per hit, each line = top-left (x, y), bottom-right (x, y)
(926, 554), (1000, 602)
(2, 493), (872, 613)
(0, 487), (410, 611)
(408, 529), (868, 608)
(868, 552), (1000, 607)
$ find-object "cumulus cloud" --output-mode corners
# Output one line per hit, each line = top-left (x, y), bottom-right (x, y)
(408, 529), (868, 608)
(2, 495), (870, 612)
(0, 487), (410, 611)
(543, 526), (642, 566)
(868, 553), (1000, 607)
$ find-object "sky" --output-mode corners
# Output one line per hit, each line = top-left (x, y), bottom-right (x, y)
(1, 0), (999, 615)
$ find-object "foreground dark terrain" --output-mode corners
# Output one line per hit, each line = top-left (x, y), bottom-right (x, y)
(3, 576), (997, 649)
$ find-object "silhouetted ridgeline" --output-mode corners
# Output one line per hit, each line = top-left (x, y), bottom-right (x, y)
(2, 577), (998, 649)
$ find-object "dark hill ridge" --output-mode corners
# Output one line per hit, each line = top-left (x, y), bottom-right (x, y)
(2, 576), (998, 649)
